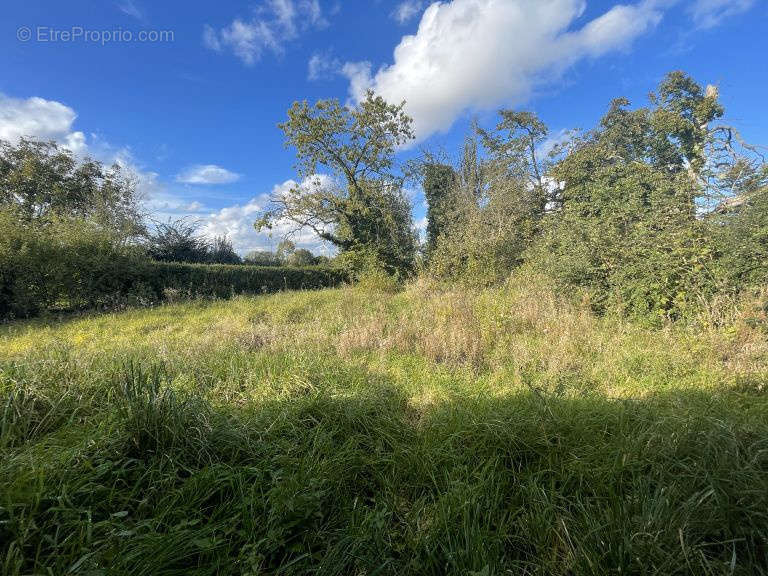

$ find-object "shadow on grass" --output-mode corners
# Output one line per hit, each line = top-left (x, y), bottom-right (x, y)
(2, 360), (767, 575)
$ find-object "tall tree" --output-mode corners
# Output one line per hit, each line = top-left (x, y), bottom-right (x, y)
(256, 91), (417, 274)
(530, 72), (729, 320)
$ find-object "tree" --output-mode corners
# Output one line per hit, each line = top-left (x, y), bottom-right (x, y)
(286, 248), (316, 267)
(479, 110), (550, 205)
(244, 250), (283, 267)
(0, 138), (145, 240)
(256, 91), (417, 275)
(422, 163), (457, 254)
(529, 72), (726, 320)
(209, 236), (241, 264)
(147, 218), (211, 263)
(710, 164), (768, 288)
(276, 239), (296, 261)
(427, 112), (551, 284)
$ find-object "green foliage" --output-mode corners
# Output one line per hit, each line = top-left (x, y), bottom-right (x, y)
(259, 92), (417, 275)
(428, 117), (548, 286)
(286, 248), (317, 267)
(244, 249), (284, 266)
(208, 235), (241, 265)
(532, 160), (716, 320)
(245, 243), (325, 267)
(710, 169), (768, 288)
(334, 245), (403, 292)
(423, 163), (458, 254)
(0, 209), (151, 319)
(147, 218), (241, 265)
(528, 72), (728, 321)
(0, 138), (145, 239)
(144, 261), (347, 299)
(0, 208), (343, 319)
(420, 71), (765, 318)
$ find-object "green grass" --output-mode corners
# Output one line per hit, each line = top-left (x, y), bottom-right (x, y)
(1, 279), (768, 574)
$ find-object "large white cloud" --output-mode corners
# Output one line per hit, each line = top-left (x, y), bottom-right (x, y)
(0, 93), (88, 154)
(343, 0), (758, 143)
(343, 0), (667, 141)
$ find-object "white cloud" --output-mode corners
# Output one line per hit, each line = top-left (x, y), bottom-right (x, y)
(176, 164), (241, 185)
(342, 0), (668, 141)
(689, 0), (755, 29)
(117, 0), (144, 20)
(308, 52), (341, 80)
(204, 0), (329, 65)
(0, 93), (87, 154)
(393, 0), (426, 24)
(200, 177), (334, 253)
(0, 92), (208, 224)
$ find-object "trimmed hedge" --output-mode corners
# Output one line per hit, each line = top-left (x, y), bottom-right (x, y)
(1, 209), (346, 320)
(143, 262), (347, 299)
(1, 214), (151, 319)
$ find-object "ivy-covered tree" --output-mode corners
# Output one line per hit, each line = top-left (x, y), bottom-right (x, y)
(530, 72), (728, 320)
(422, 163), (457, 255)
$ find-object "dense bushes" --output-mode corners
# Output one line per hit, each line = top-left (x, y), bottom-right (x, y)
(423, 72), (767, 321)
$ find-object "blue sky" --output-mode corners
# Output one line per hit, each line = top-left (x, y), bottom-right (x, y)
(1, 0), (766, 254)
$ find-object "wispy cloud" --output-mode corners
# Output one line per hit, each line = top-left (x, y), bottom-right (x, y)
(688, 0), (755, 29)
(116, 0), (144, 20)
(176, 164), (241, 185)
(307, 51), (341, 80)
(204, 0), (330, 66)
(392, 0), (425, 24)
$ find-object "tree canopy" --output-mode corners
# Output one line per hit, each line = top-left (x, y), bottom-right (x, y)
(256, 91), (417, 275)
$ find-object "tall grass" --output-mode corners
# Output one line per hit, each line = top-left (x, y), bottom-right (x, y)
(1, 276), (767, 574)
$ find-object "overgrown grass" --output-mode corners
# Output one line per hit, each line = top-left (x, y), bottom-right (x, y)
(1, 276), (767, 574)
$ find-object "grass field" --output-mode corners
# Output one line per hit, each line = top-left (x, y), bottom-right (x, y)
(2, 278), (768, 575)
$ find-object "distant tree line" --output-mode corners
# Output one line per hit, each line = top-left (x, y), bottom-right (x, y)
(243, 239), (330, 267)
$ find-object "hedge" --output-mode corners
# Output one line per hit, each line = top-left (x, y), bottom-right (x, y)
(142, 262), (348, 300)
(1, 217), (347, 319)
